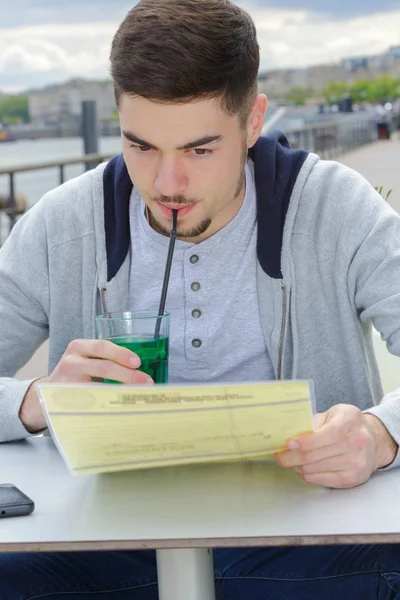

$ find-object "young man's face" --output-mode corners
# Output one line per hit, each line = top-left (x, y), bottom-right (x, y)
(118, 93), (267, 243)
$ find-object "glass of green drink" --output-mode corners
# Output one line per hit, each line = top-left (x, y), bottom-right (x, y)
(95, 311), (170, 384)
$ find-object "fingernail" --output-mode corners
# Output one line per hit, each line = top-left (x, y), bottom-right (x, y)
(130, 355), (140, 367)
(288, 440), (300, 451)
(144, 376), (154, 385)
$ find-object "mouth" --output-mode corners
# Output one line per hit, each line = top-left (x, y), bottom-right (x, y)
(157, 202), (197, 218)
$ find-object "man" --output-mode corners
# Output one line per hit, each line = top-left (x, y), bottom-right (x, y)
(1, 0), (400, 598)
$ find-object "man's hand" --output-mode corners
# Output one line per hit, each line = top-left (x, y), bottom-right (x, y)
(275, 404), (398, 489)
(19, 339), (153, 433)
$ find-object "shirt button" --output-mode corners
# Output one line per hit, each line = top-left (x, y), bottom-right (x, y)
(190, 255), (199, 264)
(192, 309), (201, 319)
(192, 339), (202, 348)
(191, 282), (201, 292)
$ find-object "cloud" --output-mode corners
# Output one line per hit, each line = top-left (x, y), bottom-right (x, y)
(0, 22), (115, 91)
(253, 8), (400, 69)
(3, 0), (399, 29)
(1, 0), (135, 28)
(240, 0), (399, 19)
(0, 4), (399, 92)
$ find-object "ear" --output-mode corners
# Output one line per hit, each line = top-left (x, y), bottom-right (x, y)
(247, 94), (268, 148)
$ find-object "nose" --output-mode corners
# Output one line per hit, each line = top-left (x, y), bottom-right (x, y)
(154, 156), (188, 197)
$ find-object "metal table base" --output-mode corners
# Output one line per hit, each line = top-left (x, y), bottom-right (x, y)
(156, 548), (216, 600)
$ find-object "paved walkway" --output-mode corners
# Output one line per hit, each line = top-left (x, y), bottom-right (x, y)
(16, 137), (400, 380)
(338, 137), (400, 214)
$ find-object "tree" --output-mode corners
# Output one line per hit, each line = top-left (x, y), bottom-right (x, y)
(0, 95), (29, 124)
(286, 86), (313, 106)
(349, 79), (371, 104)
(111, 108), (119, 122)
(322, 76), (400, 106)
(365, 76), (400, 103)
(322, 81), (349, 104)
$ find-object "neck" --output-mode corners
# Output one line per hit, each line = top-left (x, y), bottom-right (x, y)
(189, 180), (246, 244)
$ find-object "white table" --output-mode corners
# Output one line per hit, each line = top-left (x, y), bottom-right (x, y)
(2, 438), (400, 599)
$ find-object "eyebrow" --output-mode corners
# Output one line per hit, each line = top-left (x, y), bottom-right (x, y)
(122, 130), (223, 150)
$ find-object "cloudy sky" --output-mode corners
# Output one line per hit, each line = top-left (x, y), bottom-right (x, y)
(0, 0), (399, 93)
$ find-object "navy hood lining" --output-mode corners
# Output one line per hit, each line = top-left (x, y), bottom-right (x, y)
(103, 132), (309, 282)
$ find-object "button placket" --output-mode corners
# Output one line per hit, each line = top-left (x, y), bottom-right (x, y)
(185, 250), (208, 365)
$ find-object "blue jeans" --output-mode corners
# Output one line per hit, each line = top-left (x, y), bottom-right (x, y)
(1, 545), (400, 599)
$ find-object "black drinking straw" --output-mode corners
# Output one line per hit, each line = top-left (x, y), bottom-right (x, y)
(154, 209), (178, 339)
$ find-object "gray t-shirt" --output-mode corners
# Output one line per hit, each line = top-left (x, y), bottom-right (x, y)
(128, 160), (275, 384)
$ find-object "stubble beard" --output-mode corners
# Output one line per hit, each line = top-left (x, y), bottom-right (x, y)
(150, 213), (212, 239)
(148, 141), (248, 239)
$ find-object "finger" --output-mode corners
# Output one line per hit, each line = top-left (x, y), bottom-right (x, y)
(66, 339), (141, 369)
(60, 355), (153, 384)
(85, 358), (153, 384)
(276, 437), (351, 468)
(312, 412), (327, 429)
(287, 405), (362, 453)
(296, 453), (367, 475)
(299, 470), (368, 489)
(276, 427), (372, 468)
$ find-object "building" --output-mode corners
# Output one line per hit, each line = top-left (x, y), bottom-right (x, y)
(341, 57), (369, 71)
(28, 79), (117, 132)
(258, 44), (400, 99)
(387, 46), (400, 61)
(258, 68), (308, 99)
(24, 43), (400, 130)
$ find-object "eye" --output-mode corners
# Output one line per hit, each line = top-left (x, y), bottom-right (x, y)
(193, 148), (213, 156)
(130, 144), (152, 152)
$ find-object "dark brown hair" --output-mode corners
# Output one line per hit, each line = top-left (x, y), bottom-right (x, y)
(110, 0), (260, 125)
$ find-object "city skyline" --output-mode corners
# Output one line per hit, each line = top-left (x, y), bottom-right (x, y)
(0, 0), (399, 93)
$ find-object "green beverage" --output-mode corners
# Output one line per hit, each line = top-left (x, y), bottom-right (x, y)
(96, 311), (170, 384)
(107, 334), (169, 384)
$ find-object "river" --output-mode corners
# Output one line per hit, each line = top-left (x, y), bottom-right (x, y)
(0, 136), (123, 242)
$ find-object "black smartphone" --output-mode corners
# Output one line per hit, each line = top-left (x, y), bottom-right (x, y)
(0, 484), (35, 518)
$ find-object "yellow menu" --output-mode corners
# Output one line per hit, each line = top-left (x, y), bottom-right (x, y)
(38, 381), (315, 476)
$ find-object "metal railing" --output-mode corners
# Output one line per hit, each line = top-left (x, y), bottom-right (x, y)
(284, 118), (377, 159)
(263, 115), (377, 159)
(0, 153), (115, 244)
(0, 118), (379, 244)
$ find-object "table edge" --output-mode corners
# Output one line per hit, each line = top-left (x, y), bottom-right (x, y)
(2, 533), (400, 553)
